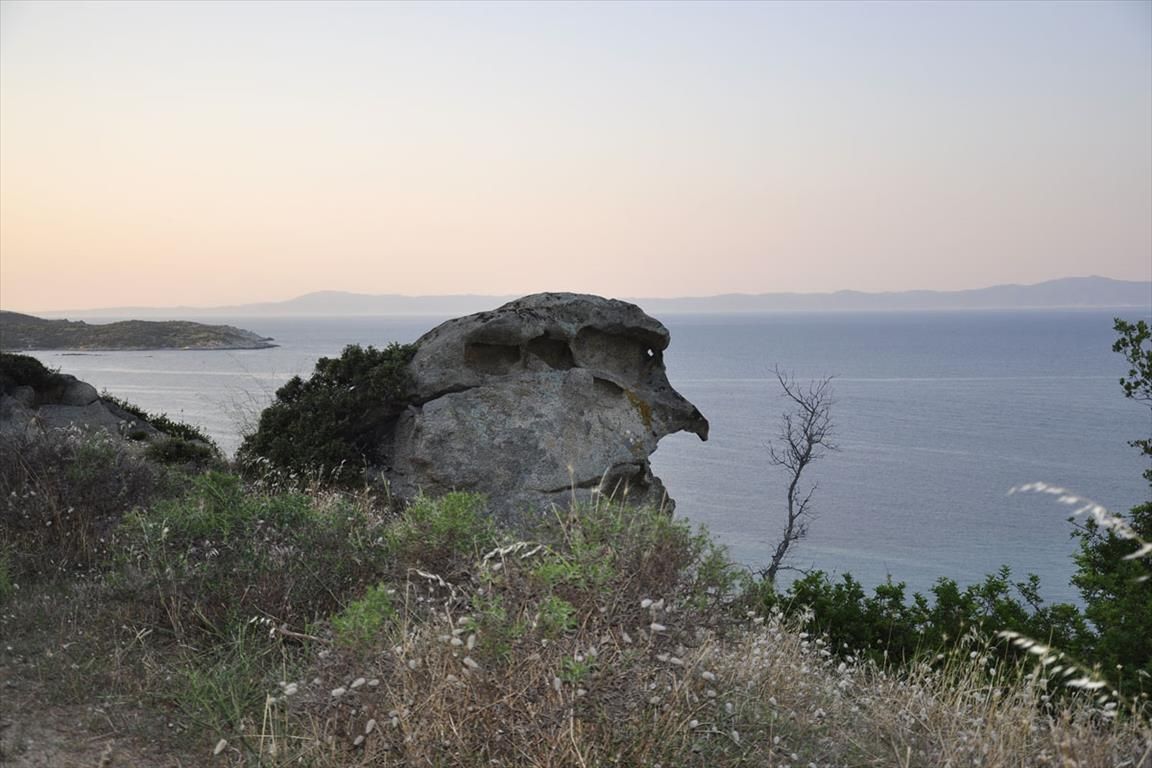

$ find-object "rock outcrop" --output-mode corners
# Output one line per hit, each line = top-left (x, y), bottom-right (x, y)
(383, 293), (708, 525)
(0, 357), (164, 440)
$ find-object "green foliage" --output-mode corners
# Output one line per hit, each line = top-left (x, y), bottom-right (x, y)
(559, 653), (594, 684)
(464, 592), (518, 661)
(144, 435), (219, 467)
(117, 472), (390, 640)
(1113, 317), (1152, 483)
(1113, 317), (1152, 404)
(537, 594), (578, 637)
(238, 342), (417, 487)
(746, 566), (1091, 668)
(1071, 502), (1152, 692)
(536, 501), (738, 612)
(386, 492), (498, 576)
(0, 352), (63, 394)
(171, 625), (285, 736)
(331, 583), (396, 650)
(1055, 318), (1152, 692)
(100, 392), (217, 448)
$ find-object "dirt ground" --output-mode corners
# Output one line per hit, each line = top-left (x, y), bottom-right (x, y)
(0, 669), (193, 768)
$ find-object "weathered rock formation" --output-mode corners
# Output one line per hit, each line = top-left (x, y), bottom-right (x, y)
(383, 293), (708, 524)
(0, 360), (163, 440)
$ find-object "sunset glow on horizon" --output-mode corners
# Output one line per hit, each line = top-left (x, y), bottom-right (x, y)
(1, 0), (1149, 312)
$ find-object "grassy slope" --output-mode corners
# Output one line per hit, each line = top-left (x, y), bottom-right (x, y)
(0, 432), (1148, 767)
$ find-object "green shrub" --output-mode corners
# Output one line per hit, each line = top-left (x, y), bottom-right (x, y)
(537, 594), (578, 637)
(100, 392), (218, 448)
(0, 351), (64, 394)
(237, 342), (416, 487)
(145, 435), (219, 467)
(531, 500), (739, 620)
(1071, 500), (1152, 693)
(386, 492), (497, 577)
(331, 583), (396, 649)
(744, 566), (1091, 669)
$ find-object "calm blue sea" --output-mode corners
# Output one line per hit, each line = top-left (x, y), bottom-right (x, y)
(25, 310), (1151, 604)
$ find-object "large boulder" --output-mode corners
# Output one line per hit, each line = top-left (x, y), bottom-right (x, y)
(0, 359), (163, 441)
(384, 293), (708, 525)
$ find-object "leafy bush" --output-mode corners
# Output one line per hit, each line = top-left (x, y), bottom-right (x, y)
(744, 567), (1090, 668)
(1071, 317), (1152, 689)
(238, 343), (417, 487)
(0, 351), (64, 394)
(1071, 501), (1152, 692)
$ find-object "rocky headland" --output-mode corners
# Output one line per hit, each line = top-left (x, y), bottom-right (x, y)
(0, 311), (275, 351)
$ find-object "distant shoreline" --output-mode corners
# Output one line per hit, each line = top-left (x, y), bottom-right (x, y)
(0, 311), (277, 352)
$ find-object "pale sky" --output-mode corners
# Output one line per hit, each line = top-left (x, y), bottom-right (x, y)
(1, 0), (1149, 312)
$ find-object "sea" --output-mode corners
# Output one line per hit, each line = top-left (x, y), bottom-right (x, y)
(23, 309), (1152, 605)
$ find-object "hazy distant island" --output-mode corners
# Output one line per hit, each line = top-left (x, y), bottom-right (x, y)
(0, 311), (276, 351)
(29, 276), (1152, 319)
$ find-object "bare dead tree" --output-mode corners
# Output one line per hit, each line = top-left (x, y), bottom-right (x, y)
(762, 367), (837, 583)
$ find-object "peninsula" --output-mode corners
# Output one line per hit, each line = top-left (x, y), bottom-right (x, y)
(0, 311), (276, 351)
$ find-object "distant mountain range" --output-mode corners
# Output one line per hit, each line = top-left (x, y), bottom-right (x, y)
(28, 276), (1152, 319)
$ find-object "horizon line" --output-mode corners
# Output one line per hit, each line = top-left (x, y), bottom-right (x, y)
(8, 274), (1152, 316)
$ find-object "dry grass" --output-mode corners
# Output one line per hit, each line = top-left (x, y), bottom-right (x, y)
(1, 455), (1148, 767)
(222, 605), (1152, 767)
(214, 501), (1151, 768)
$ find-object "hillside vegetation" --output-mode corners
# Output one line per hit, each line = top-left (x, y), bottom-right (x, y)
(0, 311), (275, 351)
(0, 430), (1148, 766)
(0, 320), (1148, 766)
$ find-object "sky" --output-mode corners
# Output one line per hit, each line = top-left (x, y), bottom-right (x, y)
(0, 0), (1150, 312)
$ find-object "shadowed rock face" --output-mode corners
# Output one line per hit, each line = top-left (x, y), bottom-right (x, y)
(384, 293), (708, 526)
(0, 373), (163, 440)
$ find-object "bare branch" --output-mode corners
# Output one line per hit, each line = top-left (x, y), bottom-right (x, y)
(762, 366), (837, 583)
